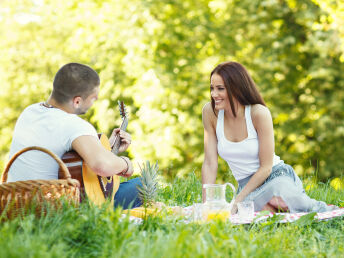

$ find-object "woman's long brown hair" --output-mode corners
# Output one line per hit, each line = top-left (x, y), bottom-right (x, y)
(210, 61), (265, 116)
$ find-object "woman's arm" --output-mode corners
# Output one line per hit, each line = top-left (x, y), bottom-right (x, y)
(201, 103), (219, 202)
(233, 104), (275, 206)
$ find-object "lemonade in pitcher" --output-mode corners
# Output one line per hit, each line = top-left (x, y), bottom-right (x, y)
(206, 210), (231, 221)
(203, 183), (236, 222)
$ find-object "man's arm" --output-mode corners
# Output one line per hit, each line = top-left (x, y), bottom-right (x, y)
(72, 135), (133, 177)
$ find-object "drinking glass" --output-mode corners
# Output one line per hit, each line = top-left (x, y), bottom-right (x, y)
(192, 203), (205, 221)
(237, 201), (254, 219)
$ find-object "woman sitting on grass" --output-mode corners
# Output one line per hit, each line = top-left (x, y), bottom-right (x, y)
(202, 61), (336, 214)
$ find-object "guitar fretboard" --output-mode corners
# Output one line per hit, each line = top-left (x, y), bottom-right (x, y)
(111, 117), (128, 155)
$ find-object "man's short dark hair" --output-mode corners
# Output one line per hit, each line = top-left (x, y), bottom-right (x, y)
(52, 63), (100, 103)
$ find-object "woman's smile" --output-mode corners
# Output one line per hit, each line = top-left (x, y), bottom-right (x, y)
(211, 73), (229, 109)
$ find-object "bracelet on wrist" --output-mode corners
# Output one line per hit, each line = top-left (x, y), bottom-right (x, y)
(119, 156), (129, 175)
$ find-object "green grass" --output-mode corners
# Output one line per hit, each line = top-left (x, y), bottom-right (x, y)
(0, 173), (343, 258)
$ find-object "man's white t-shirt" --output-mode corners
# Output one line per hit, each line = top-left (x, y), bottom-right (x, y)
(7, 103), (98, 182)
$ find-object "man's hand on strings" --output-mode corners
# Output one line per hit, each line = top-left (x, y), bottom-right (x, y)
(109, 128), (131, 153)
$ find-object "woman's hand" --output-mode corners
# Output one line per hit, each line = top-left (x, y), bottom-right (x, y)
(231, 202), (238, 215)
(109, 128), (131, 153)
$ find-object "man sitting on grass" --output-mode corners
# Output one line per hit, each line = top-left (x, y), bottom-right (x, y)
(7, 62), (142, 209)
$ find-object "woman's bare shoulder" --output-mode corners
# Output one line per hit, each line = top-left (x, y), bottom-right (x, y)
(202, 102), (213, 114)
(251, 104), (272, 124)
(202, 102), (217, 127)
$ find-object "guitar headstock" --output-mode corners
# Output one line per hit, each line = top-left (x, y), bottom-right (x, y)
(111, 100), (129, 153)
(118, 100), (128, 120)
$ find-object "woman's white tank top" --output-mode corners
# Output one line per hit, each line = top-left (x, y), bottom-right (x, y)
(216, 105), (282, 181)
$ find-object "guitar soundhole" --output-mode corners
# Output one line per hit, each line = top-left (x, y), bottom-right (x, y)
(97, 176), (114, 199)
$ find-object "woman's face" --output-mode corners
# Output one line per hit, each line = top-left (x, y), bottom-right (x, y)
(210, 73), (230, 110)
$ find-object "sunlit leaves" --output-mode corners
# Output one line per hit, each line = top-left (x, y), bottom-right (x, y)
(0, 0), (343, 180)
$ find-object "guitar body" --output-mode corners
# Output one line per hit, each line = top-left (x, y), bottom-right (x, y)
(59, 134), (119, 205)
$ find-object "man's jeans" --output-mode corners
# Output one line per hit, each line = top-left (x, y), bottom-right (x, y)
(114, 177), (143, 209)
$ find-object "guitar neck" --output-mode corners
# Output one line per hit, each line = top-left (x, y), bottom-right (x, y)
(111, 117), (128, 155)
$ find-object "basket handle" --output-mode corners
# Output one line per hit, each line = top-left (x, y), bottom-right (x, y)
(1, 146), (72, 183)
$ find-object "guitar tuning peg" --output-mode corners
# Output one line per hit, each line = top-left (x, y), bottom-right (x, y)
(117, 100), (128, 119)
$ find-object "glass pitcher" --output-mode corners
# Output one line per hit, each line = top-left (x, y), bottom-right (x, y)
(203, 183), (236, 221)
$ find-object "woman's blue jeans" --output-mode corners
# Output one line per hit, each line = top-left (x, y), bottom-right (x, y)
(114, 177), (143, 209)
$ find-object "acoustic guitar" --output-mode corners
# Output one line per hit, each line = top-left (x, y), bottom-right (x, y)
(58, 101), (128, 206)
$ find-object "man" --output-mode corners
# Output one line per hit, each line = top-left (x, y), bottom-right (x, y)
(7, 63), (142, 209)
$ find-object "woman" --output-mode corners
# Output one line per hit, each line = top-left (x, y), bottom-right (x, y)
(202, 61), (335, 213)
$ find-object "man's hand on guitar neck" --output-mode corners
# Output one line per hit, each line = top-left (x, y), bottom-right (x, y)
(109, 128), (131, 153)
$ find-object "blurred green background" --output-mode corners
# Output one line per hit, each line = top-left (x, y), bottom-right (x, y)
(0, 0), (343, 183)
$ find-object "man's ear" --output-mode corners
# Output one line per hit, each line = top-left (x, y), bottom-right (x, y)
(72, 96), (82, 108)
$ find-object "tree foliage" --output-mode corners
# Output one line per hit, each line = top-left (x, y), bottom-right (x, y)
(0, 0), (343, 181)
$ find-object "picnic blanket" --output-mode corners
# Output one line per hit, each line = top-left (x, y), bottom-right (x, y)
(183, 205), (344, 224)
(123, 206), (344, 225)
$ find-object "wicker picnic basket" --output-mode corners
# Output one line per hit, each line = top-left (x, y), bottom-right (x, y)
(0, 146), (80, 220)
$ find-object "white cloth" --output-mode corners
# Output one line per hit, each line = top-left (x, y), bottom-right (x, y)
(216, 105), (282, 181)
(7, 103), (98, 182)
